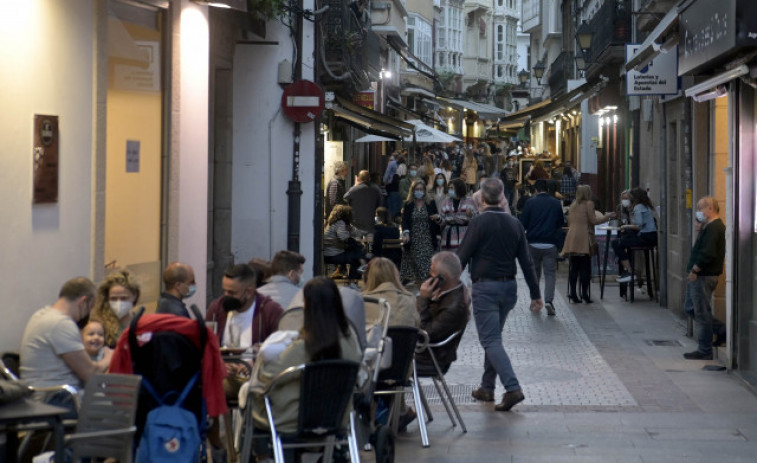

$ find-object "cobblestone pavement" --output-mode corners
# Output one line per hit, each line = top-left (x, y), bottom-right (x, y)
(442, 274), (636, 409)
(384, 270), (757, 463)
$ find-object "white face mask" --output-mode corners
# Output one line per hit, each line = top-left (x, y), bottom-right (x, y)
(185, 284), (197, 299)
(109, 300), (133, 319)
(621, 199), (631, 208)
(695, 211), (706, 223)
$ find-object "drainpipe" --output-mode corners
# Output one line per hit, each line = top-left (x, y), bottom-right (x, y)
(286, 0), (305, 252)
(660, 98), (668, 309)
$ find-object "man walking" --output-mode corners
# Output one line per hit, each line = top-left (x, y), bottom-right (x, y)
(683, 196), (726, 360)
(519, 179), (565, 316)
(457, 178), (543, 411)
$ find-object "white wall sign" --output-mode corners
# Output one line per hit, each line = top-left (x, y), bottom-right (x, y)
(626, 44), (678, 96)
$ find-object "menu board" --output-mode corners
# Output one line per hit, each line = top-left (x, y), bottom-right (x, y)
(33, 114), (59, 204)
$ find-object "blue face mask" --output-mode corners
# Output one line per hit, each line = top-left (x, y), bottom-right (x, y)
(414, 190), (425, 199)
(185, 284), (197, 299)
(409, 170), (417, 177)
(448, 189), (456, 198)
(436, 179), (444, 186)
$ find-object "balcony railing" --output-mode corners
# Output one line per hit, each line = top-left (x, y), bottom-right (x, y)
(547, 51), (573, 97)
(586, 0), (631, 64)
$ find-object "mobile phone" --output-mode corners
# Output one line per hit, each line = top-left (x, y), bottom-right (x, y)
(433, 274), (445, 285)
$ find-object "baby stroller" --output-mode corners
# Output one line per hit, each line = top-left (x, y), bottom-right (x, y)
(109, 305), (228, 461)
(354, 296), (395, 463)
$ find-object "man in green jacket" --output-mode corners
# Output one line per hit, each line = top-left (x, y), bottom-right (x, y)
(683, 196), (726, 360)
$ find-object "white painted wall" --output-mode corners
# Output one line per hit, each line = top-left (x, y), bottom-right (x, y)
(232, 3), (316, 280)
(175, 2), (210, 308)
(0, 0), (94, 352)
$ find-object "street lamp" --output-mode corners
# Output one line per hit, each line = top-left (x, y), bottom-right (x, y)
(576, 20), (593, 54)
(575, 49), (587, 77)
(379, 69), (392, 114)
(532, 60), (546, 85)
(518, 69), (530, 87)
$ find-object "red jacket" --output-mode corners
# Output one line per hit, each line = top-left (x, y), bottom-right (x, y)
(109, 314), (228, 417)
(205, 293), (284, 346)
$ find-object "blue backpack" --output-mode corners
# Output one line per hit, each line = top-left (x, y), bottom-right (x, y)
(136, 372), (201, 463)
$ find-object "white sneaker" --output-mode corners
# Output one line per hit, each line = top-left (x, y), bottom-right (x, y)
(616, 272), (632, 283)
(545, 302), (556, 316)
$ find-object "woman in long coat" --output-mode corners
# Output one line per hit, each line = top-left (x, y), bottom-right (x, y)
(400, 179), (441, 284)
(561, 185), (615, 303)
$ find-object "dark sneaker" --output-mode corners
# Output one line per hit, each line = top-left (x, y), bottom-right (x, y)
(210, 445), (228, 463)
(683, 350), (713, 360)
(471, 387), (494, 402)
(495, 389), (525, 411)
(616, 272), (632, 283)
(545, 302), (556, 316)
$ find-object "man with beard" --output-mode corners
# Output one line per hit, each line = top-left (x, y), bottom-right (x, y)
(205, 263), (283, 463)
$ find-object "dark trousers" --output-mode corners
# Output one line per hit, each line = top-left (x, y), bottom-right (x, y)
(325, 250), (363, 278)
(611, 232), (657, 261)
(568, 254), (592, 299)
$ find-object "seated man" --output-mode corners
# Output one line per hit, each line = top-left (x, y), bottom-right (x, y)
(155, 262), (196, 317)
(205, 263), (284, 462)
(415, 252), (470, 376)
(256, 250), (306, 309)
(20, 277), (113, 409)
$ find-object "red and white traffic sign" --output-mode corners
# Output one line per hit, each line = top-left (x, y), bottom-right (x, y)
(281, 80), (325, 123)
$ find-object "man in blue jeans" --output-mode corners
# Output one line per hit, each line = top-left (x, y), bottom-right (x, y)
(457, 178), (543, 411)
(519, 179), (565, 316)
(683, 196), (726, 360)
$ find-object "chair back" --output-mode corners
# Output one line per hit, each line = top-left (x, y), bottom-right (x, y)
(71, 373), (141, 462)
(277, 307), (304, 331)
(377, 326), (419, 388)
(381, 238), (403, 251)
(1, 352), (20, 380)
(297, 360), (360, 437)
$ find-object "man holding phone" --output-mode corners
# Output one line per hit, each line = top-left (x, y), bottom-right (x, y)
(416, 252), (470, 375)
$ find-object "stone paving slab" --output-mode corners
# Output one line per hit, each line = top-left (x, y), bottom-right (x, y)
(443, 274), (636, 408)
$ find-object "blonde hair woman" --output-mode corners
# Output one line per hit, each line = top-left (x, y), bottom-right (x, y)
(561, 185), (615, 303)
(91, 269), (141, 347)
(462, 149), (478, 192)
(362, 257), (419, 328)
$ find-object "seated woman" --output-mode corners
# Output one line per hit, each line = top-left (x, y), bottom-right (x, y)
(371, 207), (401, 268)
(248, 277), (362, 458)
(362, 257), (419, 337)
(91, 269), (141, 348)
(612, 187), (658, 283)
(323, 204), (365, 279)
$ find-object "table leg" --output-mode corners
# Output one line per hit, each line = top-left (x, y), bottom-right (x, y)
(6, 426), (19, 463)
(52, 417), (64, 463)
(601, 231), (612, 299)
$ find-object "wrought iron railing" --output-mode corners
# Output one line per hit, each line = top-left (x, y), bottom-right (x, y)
(547, 51), (573, 97)
(586, 0), (631, 63)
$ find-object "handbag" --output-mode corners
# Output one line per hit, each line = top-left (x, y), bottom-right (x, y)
(0, 379), (33, 404)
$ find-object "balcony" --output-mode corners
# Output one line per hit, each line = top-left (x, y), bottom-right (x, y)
(585, 0), (631, 65)
(547, 51), (573, 97)
(320, 0), (381, 88)
(521, 0), (541, 32)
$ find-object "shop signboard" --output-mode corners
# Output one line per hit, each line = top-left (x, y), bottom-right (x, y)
(626, 44), (678, 96)
(679, 0), (757, 75)
(353, 91), (375, 110)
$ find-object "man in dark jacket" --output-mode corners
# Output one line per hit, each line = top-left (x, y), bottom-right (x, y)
(326, 161), (348, 217)
(519, 179), (565, 316)
(156, 262), (196, 317)
(416, 252), (470, 374)
(683, 196), (726, 360)
(344, 169), (382, 240)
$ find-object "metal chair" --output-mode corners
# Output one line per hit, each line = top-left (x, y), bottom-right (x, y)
(628, 245), (657, 302)
(373, 326), (430, 448)
(241, 359), (361, 463)
(414, 330), (467, 433)
(66, 373), (141, 463)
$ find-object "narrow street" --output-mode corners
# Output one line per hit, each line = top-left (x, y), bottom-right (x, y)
(387, 269), (757, 463)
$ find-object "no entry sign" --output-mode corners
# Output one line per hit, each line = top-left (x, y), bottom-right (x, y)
(281, 80), (325, 123)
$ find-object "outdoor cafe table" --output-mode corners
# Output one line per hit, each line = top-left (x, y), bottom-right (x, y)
(0, 398), (68, 463)
(598, 225), (622, 299)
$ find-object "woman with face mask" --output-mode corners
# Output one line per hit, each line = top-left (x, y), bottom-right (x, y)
(439, 178), (477, 251)
(612, 187), (658, 283)
(91, 269), (141, 347)
(430, 173), (449, 212)
(400, 179), (442, 285)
